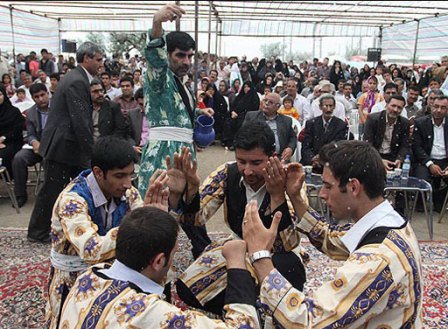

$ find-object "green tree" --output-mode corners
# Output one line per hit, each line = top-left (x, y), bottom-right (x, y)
(85, 32), (109, 52)
(260, 42), (287, 59)
(109, 32), (146, 56)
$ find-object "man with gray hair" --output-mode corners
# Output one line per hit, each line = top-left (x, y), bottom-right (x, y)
(309, 82), (346, 121)
(301, 94), (349, 172)
(28, 41), (104, 243)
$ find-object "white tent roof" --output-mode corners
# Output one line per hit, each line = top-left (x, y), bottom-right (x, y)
(3, 1), (448, 35)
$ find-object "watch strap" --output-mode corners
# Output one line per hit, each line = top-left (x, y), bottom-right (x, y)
(249, 250), (272, 265)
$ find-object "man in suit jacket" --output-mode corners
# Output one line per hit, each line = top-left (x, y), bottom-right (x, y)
(27, 42), (104, 243)
(412, 95), (448, 210)
(244, 92), (297, 161)
(12, 83), (49, 207)
(127, 88), (146, 158)
(363, 95), (409, 170)
(301, 94), (348, 171)
(90, 79), (130, 143)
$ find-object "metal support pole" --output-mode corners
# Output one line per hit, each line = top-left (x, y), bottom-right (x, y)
(175, 1), (181, 31)
(215, 19), (218, 57)
(9, 5), (16, 59)
(412, 20), (420, 67)
(194, 1), (199, 96)
(378, 26), (383, 49)
(208, 1), (212, 56)
(319, 37), (322, 59)
(218, 21), (222, 57)
(58, 18), (62, 54)
(312, 23), (317, 58)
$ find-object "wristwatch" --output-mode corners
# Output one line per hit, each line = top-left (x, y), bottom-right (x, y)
(249, 250), (272, 265)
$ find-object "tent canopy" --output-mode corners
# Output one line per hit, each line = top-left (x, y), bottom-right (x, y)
(3, 1), (448, 34)
(1, 1), (448, 61)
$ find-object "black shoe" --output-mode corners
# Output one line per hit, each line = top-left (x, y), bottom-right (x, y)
(27, 236), (51, 244)
(16, 196), (27, 208)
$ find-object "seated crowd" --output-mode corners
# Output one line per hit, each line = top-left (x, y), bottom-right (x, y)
(0, 3), (444, 328)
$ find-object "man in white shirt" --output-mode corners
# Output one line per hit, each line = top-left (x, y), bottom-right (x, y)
(242, 140), (422, 328)
(336, 82), (357, 116)
(101, 71), (121, 100)
(412, 95), (448, 211)
(282, 78), (310, 125)
(371, 82), (408, 118)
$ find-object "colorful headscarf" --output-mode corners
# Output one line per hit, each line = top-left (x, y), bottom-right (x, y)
(363, 76), (378, 113)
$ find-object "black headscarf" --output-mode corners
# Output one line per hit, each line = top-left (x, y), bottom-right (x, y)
(0, 84), (24, 137)
(233, 81), (260, 114)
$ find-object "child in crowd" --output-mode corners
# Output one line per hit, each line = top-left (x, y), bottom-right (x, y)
(278, 96), (299, 120)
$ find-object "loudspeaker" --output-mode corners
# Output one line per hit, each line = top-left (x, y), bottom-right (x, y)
(61, 39), (77, 53)
(367, 48), (382, 62)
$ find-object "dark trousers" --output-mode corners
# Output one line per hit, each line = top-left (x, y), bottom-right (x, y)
(380, 153), (405, 213)
(414, 158), (448, 210)
(176, 250), (306, 315)
(27, 159), (85, 241)
(12, 149), (42, 197)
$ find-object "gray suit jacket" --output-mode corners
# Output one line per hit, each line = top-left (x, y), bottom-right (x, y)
(244, 111), (297, 154)
(39, 66), (93, 167)
(128, 107), (143, 146)
(25, 104), (46, 144)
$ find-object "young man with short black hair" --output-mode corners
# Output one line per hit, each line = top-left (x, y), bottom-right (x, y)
(46, 136), (175, 328)
(175, 121), (307, 315)
(12, 83), (50, 207)
(113, 75), (138, 116)
(242, 140), (422, 327)
(59, 206), (260, 328)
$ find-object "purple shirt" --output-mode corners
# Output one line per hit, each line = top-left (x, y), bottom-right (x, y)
(140, 112), (150, 146)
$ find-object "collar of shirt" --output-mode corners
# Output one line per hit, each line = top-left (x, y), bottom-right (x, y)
(100, 260), (164, 297)
(36, 107), (49, 115)
(340, 200), (405, 253)
(385, 113), (397, 126)
(80, 65), (94, 83)
(262, 112), (278, 121)
(85, 171), (109, 208)
(239, 176), (267, 205)
(323, 117), (333, 126)
(432, 117), (446, 127)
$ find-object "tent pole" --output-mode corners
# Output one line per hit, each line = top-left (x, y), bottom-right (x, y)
(215, 19), (218, 57)
(412, 20), (420, 67)
(9, 5), (16, 59)
(208, 1), (212, 56)
(175, 1), (180, 31)
(218, 21), (222, 57)
(378, 26), (383, 50)
(194, 0), (199, 96)
(58, 18), (62, 54)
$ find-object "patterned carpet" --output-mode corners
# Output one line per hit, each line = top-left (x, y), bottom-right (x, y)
(0, 229), (446, 328)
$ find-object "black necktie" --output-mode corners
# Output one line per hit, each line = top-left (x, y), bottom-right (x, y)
(174, 76), (194, 125)
(324, 122), (329, 133)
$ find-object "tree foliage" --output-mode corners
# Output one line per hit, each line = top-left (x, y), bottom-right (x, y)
(109, 32), (146, 56)
(85, 32), (109, 52)
(260, 42), (287, 59)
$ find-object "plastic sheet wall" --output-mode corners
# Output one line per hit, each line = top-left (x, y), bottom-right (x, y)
(0, 6), (59, 56)
(381, 15), (448, 62)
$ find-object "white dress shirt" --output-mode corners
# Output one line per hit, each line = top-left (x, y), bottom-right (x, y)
(430, 118), (446, 160)
(341, 200), (405, 253)
(100, 260), (164, 296)
(310, 98), (346, 121)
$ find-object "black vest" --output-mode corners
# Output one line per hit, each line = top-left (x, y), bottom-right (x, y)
(224, 163), (294, 253)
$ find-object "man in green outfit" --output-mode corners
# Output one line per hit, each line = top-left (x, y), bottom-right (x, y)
(139, 4), (213, 258)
